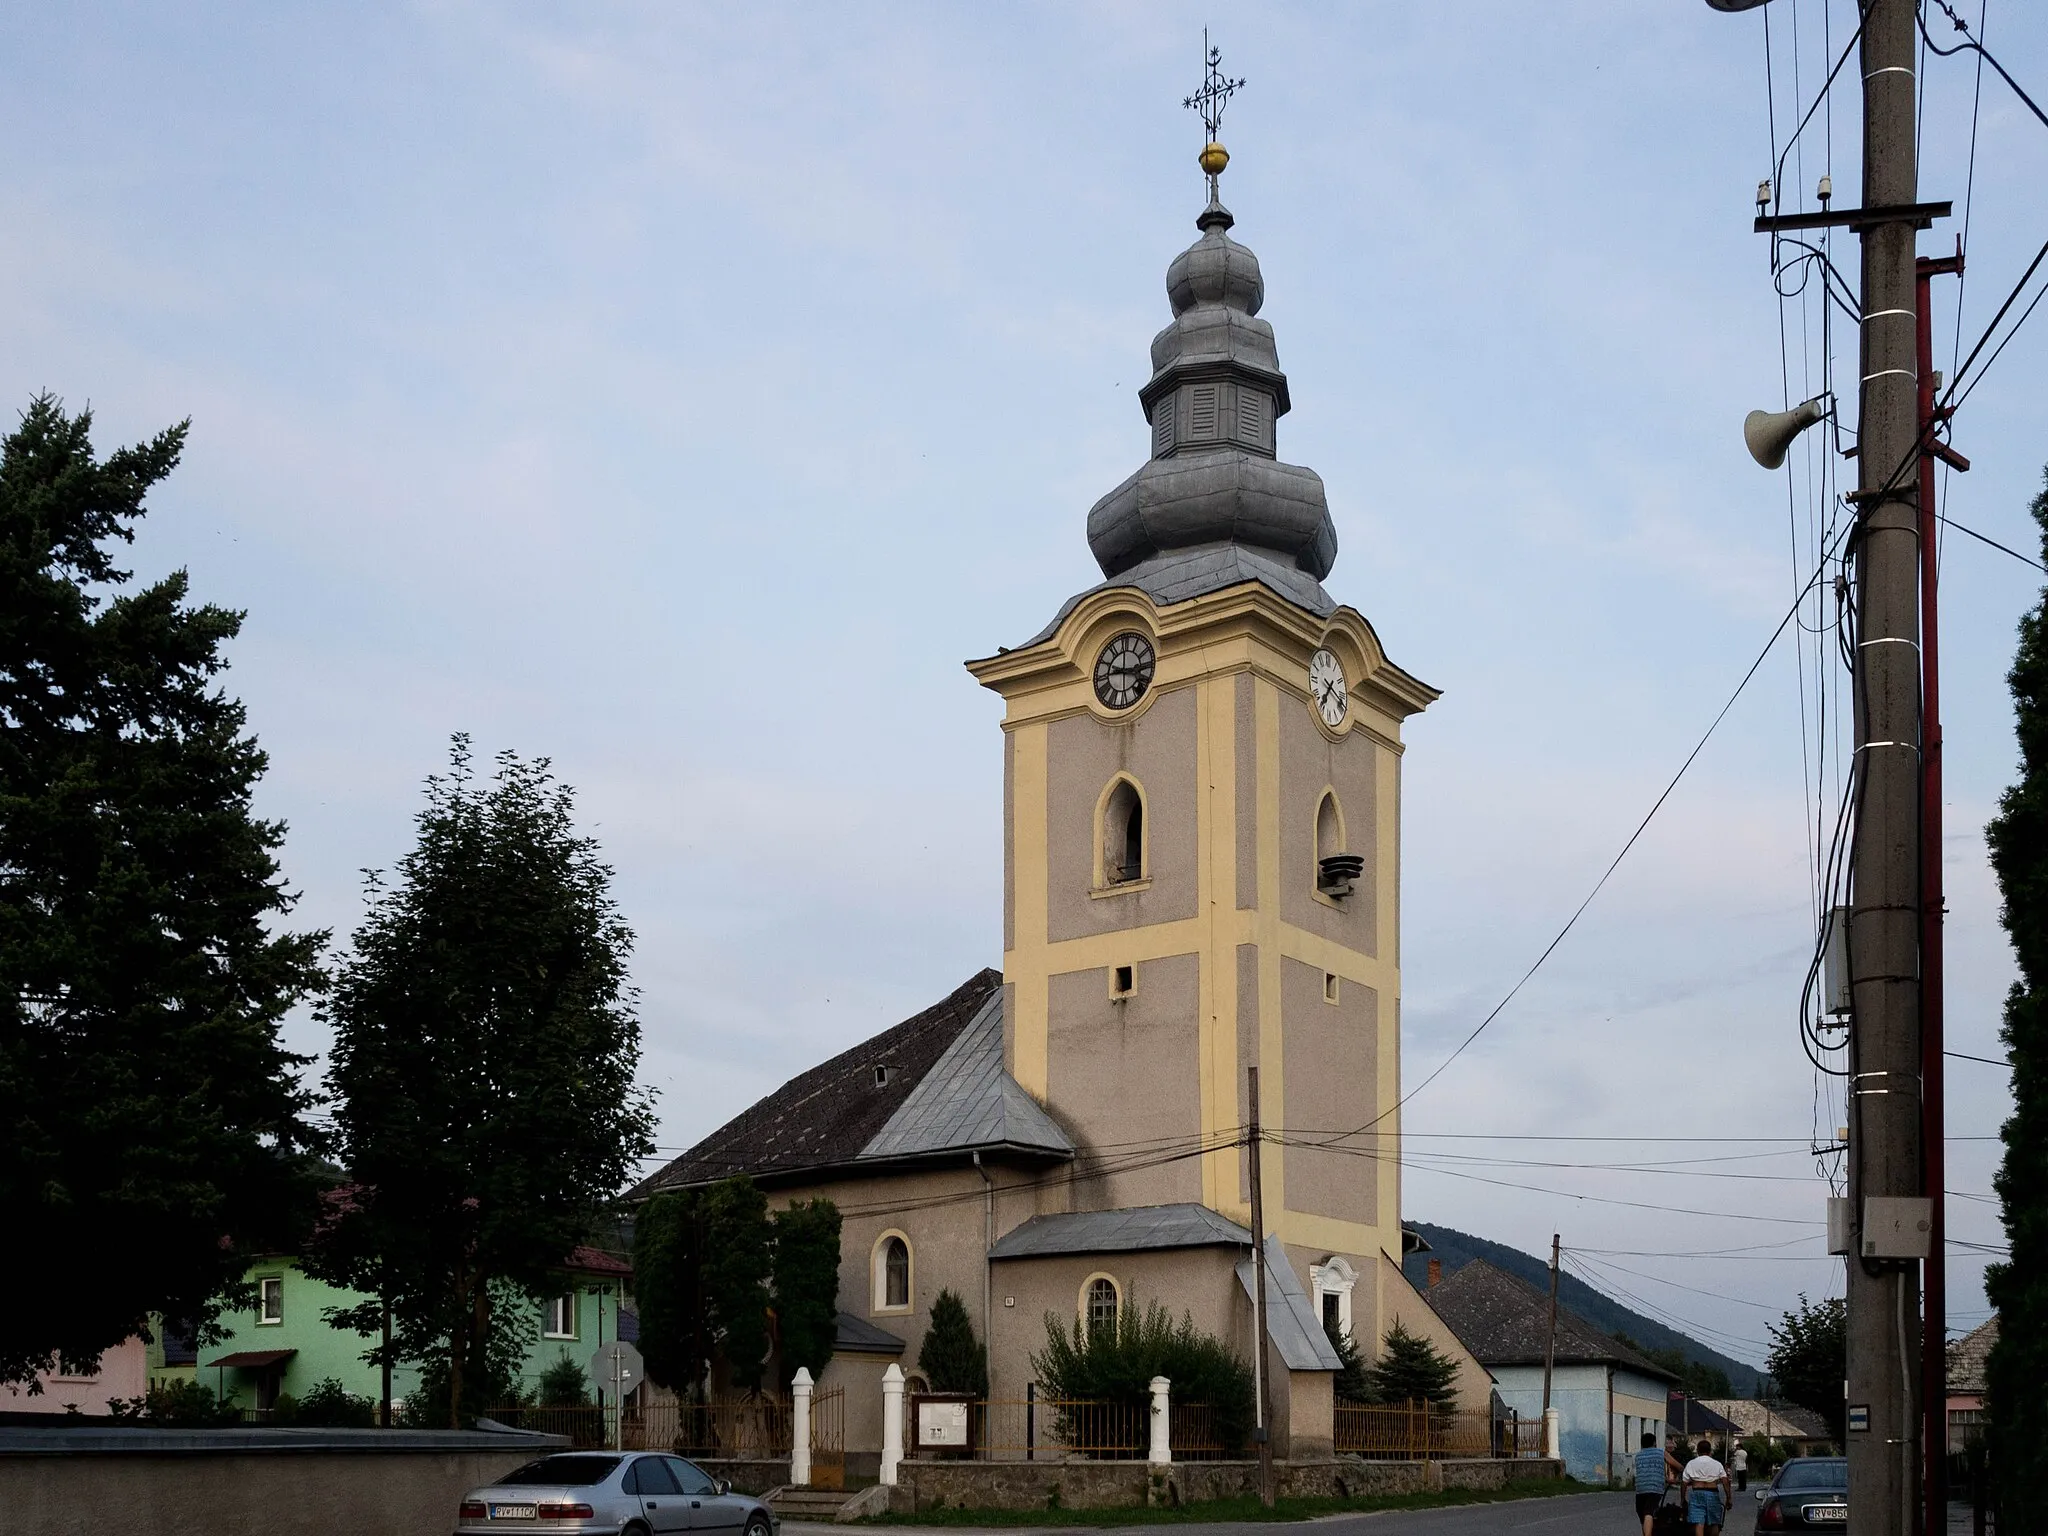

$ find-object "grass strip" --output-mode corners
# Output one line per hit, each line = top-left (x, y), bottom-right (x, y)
(852, 1477), (1601, 1526)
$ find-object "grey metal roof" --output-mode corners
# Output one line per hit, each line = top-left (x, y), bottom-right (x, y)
(988, 1203), (1252, 1260)
(834, 1311), (906, 1356)
(1022, 542), (1335, 647)
(1235, 1235), (1344, 1373)
(860, 989), (1074, 1162)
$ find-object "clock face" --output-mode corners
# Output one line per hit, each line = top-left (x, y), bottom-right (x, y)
(1093, 631), (1156, 711)
(1309, 647), (1347, 728)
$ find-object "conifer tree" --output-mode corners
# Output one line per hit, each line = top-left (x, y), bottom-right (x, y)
(703, 1177), (772, 1392)
(634, 1189), (711, 1396)
(0, 396), (325, 1386)
(918, 1289), (988, 1397)
(1368, 1320), (1460, 1410)
(1323, 1315), (1378, 1404)
(771, 1199), (842, 1382)
(1985, 471), (2048, 1503)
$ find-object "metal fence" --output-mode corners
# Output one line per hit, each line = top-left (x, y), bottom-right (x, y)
(1333, 1401), (1511, 1460)
(906, 1395), (1235, 1462)
(478, 1397), (793, 1456)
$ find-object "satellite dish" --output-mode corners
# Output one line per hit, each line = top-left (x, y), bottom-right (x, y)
(588, 1340), (644, 1398)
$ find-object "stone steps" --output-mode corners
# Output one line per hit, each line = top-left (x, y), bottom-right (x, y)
(767, 1486), (855, 1521)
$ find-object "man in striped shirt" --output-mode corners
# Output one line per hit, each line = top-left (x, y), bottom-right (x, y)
(1634, 1431), (1684, 1536)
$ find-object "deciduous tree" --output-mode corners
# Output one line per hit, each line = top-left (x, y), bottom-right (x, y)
(0, 395), (325, 1386)
(1764, 1295), (1845, 1439)
(1986, 470), (2048, 1503)
(313, 740), (655, 1424)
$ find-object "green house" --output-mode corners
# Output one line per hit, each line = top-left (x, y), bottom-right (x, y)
(200, 1246), (632, 1416)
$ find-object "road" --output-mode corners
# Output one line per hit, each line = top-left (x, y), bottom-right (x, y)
(785, 1488), (1762, 1536)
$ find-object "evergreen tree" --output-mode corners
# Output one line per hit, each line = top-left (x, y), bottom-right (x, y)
(0, 396), (326, 1387)
(918, 1288), (988, 1397)
(634, 1189), (710, 1396)
(1986, 470), (2048, 1505)
(311, 740), (656, 1425)
(1368, 1321), (1460, 1410)
(1324, 1315), (1378, 1404)
(703, 1177), (772, 1392)
(771, 1198), (842, 1382)
(1764, 1295), (1845, 1439)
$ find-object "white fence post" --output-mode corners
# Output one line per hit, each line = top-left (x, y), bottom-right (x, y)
(880, 1364), (905, 1487)
(1148, 1376), (1172, 1466)
(1542, 1406), (1561, 1460)
(791, 1367), (814, 1487)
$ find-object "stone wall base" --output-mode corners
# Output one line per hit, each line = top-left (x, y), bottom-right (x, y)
(886, 1456), (1565, 1512)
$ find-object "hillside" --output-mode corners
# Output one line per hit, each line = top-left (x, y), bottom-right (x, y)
(1401, 1221), (1762, 1397)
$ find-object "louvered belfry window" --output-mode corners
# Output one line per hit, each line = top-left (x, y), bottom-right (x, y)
(1152, 401), (1175, 456)
(1189, 384), (1218, 439)
(1237, 389), (1266, 449)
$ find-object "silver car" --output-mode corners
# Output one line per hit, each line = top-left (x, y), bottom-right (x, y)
(456, 1451), (779, 1536)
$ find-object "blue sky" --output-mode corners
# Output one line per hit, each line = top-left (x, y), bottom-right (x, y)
(5, 2), (2042, 1367)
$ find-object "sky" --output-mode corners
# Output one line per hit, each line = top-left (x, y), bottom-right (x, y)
(4, 2), (2042, 1370)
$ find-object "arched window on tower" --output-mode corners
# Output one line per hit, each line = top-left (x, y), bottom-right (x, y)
(1315, 790), (1363, 899)
(1101, 778), (1146, 886)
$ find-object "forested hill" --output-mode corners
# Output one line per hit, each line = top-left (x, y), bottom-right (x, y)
(1401, 1221), (1762, 1397)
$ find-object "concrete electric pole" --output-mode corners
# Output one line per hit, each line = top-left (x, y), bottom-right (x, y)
(1725, 2), (1945, 1532)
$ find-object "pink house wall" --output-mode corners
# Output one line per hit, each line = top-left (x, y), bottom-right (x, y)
(0, 1336), (149, 1416)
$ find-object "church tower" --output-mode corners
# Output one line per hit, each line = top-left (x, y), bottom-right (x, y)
(966, 123), (1437, 1336)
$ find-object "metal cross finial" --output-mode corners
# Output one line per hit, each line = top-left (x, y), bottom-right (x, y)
(1182, 30), (1245, 148)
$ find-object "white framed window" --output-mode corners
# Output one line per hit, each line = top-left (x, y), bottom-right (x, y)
(544, 1294), (578, 1340)
(257, 1275), (284, 1326)
(873, 1232), (913, 1314)
(1080, 1273), (1122, 1336)
(1309, 1255), (1357, 1340)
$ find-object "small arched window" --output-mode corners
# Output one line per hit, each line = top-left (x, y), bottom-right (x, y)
(1084, 1275), (1121, 1337)
(1102, 779), (1145, 885)
(1315, 791), (1343, 863)
(875, 1233), (912, 1312)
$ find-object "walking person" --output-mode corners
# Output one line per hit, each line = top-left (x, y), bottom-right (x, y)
(1731, 1441), (1748, 1492)
(1683, 1437), (1731, 1536)
(1632, 1430), (1684, 1536)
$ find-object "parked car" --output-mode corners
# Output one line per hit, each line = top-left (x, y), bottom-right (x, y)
(456, 1452), (778, 1536)
(1756, 1456), (1849, 1529)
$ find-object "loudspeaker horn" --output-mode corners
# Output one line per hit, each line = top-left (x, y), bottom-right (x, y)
(1743, 395), (1830, 470)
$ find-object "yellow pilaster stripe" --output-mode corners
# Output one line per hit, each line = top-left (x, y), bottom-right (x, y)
(1376, 740), (1401, 1251)
(1195, 677), (1238, 1212)
(1006, 722), (1050, 1100)
(1253, 678), (1284, 1230)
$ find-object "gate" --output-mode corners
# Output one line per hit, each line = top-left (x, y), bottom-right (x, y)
(808, 1386), (845, 1489)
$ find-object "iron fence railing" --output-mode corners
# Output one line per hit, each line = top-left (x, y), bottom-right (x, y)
(1333, 1401), (1505, 1460)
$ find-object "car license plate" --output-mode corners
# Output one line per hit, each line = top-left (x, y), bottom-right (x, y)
(1806, 1505), (1848, 1522)
(490, 1505), (538, 1520)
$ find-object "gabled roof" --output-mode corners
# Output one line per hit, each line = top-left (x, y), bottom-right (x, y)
(632, 971), (1071, 1197)
(1696, 1398), (1832, 1440)
(990, 1203), (1251, 1259)
(834, 1312), (907, 1356)
(1948, 1316), (1998, 1394)
(1668, 1394), (1741, 1435)
(1422, 1260), (1675, 1380)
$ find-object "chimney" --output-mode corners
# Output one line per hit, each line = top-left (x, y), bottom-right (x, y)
(1427, 1258), (1442, 1288)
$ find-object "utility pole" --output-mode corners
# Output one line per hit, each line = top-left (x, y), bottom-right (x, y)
(1847, 4), (1926, 1533)
(1734, 3), (1948, 1531)
(1541, 1234), (1559, 1419)
(1247, 1066), (1274, 1508)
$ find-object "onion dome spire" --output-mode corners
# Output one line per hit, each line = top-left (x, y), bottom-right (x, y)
(1082, 47), (1339, 617)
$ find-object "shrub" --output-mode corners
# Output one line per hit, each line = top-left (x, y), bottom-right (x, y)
(107, 1379), (241, 1427)
(918, 1289), (988, 1397)
(1031, 1301), (1253, 1453)
(271, 1377), (377, 1427)
(538, 1351), (590, 1407)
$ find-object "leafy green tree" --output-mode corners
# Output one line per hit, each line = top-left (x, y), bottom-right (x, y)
(1986, 470), (2048, 1504)
(0, 395), (327, 1388)
(772, 1198), (842, 1382)
(703, 1177), (772, 1391)
(918, 1289), (988, 1396)
(1032, 1301), (1254, 1453)
(1324, 1315), (1378, 1404)
(311, 740), (656, 1425)
(1764, 1295), (1845, 1439)
(1368, 1320), (1461, 1410)
(634, 1189), (711, 1396)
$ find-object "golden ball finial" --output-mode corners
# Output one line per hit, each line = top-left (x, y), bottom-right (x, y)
(1199, 140), (1230, 177)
